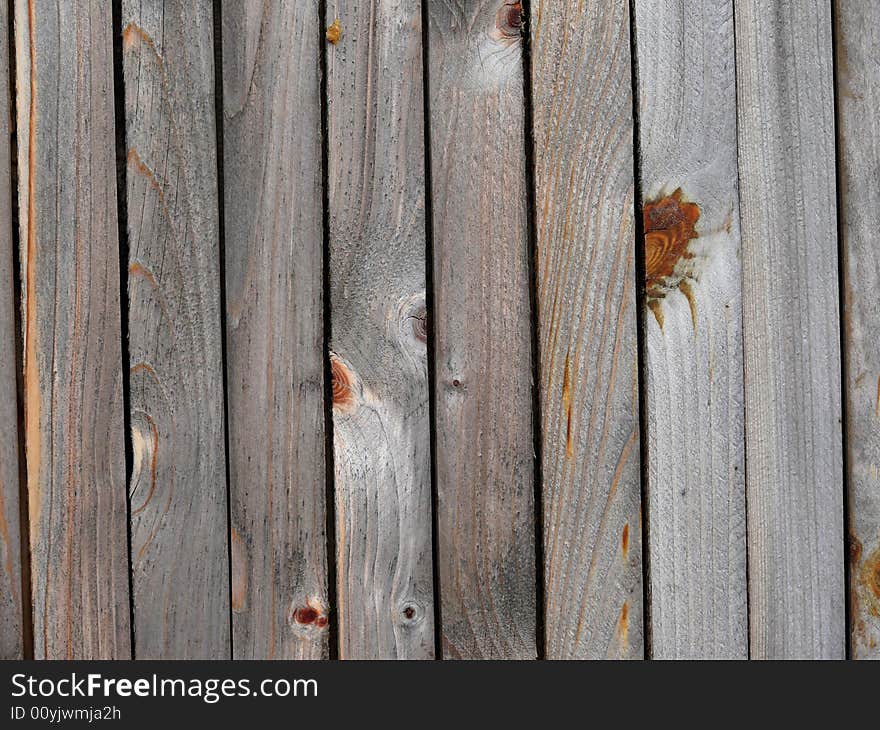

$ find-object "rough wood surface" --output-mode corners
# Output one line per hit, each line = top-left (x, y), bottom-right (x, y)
(735, 0), (845, 659)
(835, 2), (880, 660)
(0, 0), (23, 661)
(15, 0), (131, 659)
(326, 0), (435, 659)
(428, 0), (535, 659)
(222, 0), (329, 659)
(531, 0), (642, 660)
(122, 0), (229, 658)
(633, 0), (747, 658)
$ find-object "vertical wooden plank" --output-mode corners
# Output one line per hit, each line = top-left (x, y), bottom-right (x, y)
(632, 0), (747, 658)
(0, 0), (23, 661)
(15, 0), (131, 658)
(735, 0), (844, 658)
(222, 1), (330, 658)
(326, 1), (435, 659)
(531, 0), (643, 659)
(835, 2), (880, 660)
(428, 0), (535, 659)
(121, 0), (229, 658)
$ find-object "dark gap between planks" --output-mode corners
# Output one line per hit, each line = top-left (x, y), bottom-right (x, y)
(419, 0), (444, 660)
(519, 0), (547, 661)
(6, 0), (33, 660)
(627, 0), (653, 660)
(318, 0), (340, 660)
(110, 0), (137, 658)
(828, 0), (853, 659)
(211, 0), (236, 660)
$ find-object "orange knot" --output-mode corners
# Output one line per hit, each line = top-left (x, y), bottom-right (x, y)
(643, 189), (700, 299)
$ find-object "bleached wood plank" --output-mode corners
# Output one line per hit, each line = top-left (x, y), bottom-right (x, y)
(0, 0), (23, 661)
(735, 0), (845, 659)
(633, 0), (747, 658)
(531, 0), (643, 659)
(326, 0), (435, 659)
(222, 0), (330, 660)
(835, 1), (880, 660)
(15, 0), (131, 658)
(427, 0), (536, 659)
(121, 0), (229, 658)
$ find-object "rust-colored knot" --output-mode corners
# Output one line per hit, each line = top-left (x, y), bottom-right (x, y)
(492, 2), (523, 45)
(644, 189), (700, 299)
(293, 605), (328, 628)
(330, 355), (356, 413)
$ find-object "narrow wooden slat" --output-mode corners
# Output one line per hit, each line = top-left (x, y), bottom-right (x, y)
(326, 1), (435, 659)
(121, 0), (229, 658)
(428, 1), (535, 659)
(735, 0), (844, 658)
(15, 0), (131, 658)
(222, 1), (329, 658)
(531, 0), (642, 660)
(835, 2), (880, 659)
(0, 0), (23, 661)
(632, 0), (747, 658)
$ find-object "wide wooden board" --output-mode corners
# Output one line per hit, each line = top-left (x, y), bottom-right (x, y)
(427, 0), (536, 659)
(122, 0), (229, 658)
(222, 0), (330, 659)
(735, 0), (845, 659)
(531, 0), (643, 659)
(326, 0), (435, 659)
(835, 1), (880, 660)
(633, 0), (748, 658)
(15, 0), (131, 659)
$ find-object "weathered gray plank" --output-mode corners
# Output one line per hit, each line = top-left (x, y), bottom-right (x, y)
(15, 0), (131, 658)
(835, 2), (880, 660)
(326, 1), (435, 659)
(0, 0), (23, 661)
(735, 0), (844, 658)
(428, 0), (535, 659)
(530, 0), (642, 660)
(122, 1), (229, 658)
(633, 0), (747, 658)
(222, 0), (330, 659)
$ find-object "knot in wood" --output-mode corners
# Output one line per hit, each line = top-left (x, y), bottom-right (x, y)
(493, 2), (524, 46)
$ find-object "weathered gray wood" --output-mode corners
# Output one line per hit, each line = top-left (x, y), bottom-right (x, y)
(633, 0), (747, 658)
(0, 0), (23, 661)
(15, 0), (131, 658)
(531, 0), (643, 660)
(122, 0), (229, 658)
(735, 0), (845, 659)
(326, 0), (435, 659)
(428, 0), (535, 659)
(835, 2), (880, 660)
(222, 0), (330, 659)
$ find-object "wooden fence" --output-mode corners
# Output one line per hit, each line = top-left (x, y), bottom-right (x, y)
(0, 0), (876, 660)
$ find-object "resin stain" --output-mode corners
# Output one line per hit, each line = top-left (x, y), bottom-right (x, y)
(643, 189), (701, 328)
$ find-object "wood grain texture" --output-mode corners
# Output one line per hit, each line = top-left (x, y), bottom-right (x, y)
(122, 0), (229, 658)
(835, 1), (880, 660)
(326, 0), (435, 659)
(428, 0), (535, 659)
(633, 0), (747, 658)
(735, 0), (844, 659)
(0, 0), (23, 661)
(15, 0), (131, 659)
(531, 0), (642, 660)
(222, 0), (329, 659)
